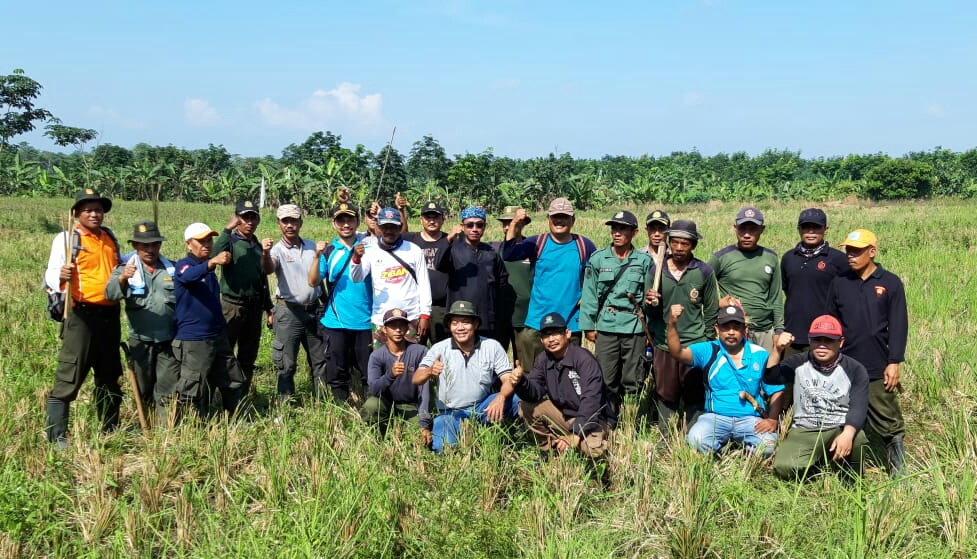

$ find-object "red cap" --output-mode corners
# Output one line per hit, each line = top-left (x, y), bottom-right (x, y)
(809, 315), (843, 340)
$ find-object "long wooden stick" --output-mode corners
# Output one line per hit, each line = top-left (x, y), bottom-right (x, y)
(121, 343), (150, 430)
(650, 243), (665, 294)
(374, 126), (397, 203)
(62, 211), (73, 321)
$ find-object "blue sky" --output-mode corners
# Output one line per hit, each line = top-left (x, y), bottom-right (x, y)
(7, 0), (976, 159)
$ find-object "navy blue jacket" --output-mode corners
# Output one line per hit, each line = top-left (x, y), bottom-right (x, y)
(174, 254), (226, 340)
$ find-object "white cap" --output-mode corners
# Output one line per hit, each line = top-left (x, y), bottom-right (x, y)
(276, 204), (302, 220)
(184, 222), (218, 241)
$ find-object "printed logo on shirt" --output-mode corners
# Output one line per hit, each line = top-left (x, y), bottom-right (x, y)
(380, 266), (408, 284)
(752, 363), (760, 372)
(179, 264), (190, 274)
(817, 261), (827, 271)
(764, 265), (773, 274)
(567, 369), (582, 396)
(874, 285), (887, 297)
(689, 288), (699, 302)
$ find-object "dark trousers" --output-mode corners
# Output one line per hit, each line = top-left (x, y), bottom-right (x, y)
(595, 331), (646, 403)
(322, 327), (372, 403)
(867, 378), (905, 439)
(222, 297), (264, 394)
(172, 336), (246, 417)
(128, 338), (180, 406)
(271, 302), (328, 398)
(48, 303), (123, 440)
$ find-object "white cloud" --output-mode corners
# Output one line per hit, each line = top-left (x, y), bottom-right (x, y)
(254, 82), (383, 130)
(184, 98), (219, 127)
(87, 106), (145, 129)
(683, 91), (706, 106)
(923, 103), (945, 117)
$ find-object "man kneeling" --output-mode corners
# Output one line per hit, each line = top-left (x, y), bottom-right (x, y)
(668, 304), (788, 456)
(509, 312), (614, 458)
(413, 301), (519, 453)
(766, 315), (869, 480)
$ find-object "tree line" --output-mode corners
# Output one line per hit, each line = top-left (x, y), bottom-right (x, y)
(4, 69), (977, 216)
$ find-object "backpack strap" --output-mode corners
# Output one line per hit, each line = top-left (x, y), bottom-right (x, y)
(534, 233), (549, 262)
(572, 233), (587, 265)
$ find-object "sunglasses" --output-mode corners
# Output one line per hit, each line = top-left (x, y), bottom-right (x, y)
(463, 221), (486, 229)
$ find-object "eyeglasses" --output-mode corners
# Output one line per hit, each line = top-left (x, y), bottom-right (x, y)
(463, 222), (486, 229)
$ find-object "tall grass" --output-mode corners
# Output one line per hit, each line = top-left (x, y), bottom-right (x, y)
(0, 197), (973, 557)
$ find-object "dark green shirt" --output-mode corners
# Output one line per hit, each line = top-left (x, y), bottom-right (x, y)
(214, 228), (266, 301)
(646, 257), (719, 350)
(708, 244), (783, 332)
(579, 246), (652, 334)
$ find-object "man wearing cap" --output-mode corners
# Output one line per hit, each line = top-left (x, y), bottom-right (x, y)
(765, 315), (870, 480)
(43, 189), (123, 444)
(780, 208), (847, 356)
(439, 206), (509, 339)
(213, 200), (274, 398)
(351, 207), (432, 345)
(639, 209), (670, 260)
(508, 312), (615, 458)
(105, 220), (178, 423)
(827, 229), (908, 475)
(402, 201), (451, 344)
(264, 204), (327, 403)
(309, 202), (373, 404)
(643, 219), (718, 432)
(501, 197), (596, 364)
(492, 206), (534, 363)
(709, 206), (784, 353)
(171, 223), (245, 418)
(412, 300), (519, 453)
(362, 308), (432, 445)
(579, 210), (652, 418)
(668, 304), (789, 456)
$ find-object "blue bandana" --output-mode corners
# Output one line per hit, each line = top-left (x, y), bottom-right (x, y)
(460, 206), (486, 222)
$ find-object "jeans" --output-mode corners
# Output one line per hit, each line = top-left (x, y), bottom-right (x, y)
(432, 393), (520, 453)
(687, 412), (778, 456)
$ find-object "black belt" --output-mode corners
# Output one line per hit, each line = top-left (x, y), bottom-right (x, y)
(279, 300), (318, 312)
(222, 294), (262, 306)
(72, 301), (119, 313)
(603, 305), (636, 314)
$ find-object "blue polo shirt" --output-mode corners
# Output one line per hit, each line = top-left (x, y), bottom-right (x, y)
(173, 254), (226, 340)
(319, 237), (372, 331)
(689, 339), (784, 418)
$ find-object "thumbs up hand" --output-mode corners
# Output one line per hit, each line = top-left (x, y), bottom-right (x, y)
(392, 352), (405, 377)
(509, 360), (525, 385)
(431, 354), (444, 377)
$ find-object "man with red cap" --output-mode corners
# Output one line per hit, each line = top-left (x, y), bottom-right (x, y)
(766, 315), (870, 480)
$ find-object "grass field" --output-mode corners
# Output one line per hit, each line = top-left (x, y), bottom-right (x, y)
(0, 195), (974, 558)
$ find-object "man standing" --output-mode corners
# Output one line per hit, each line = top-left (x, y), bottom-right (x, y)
(668, 304), (789, 456)
(440, 206), (509, 339)
(509, 312), (615, 458)
(171, 223), (246, 418)
(309, 202), (373, 404)
(501, 198), (596, 363)
(350, 207), (432, 344)
(264, 204), (327, 403)
(709, 206), (784, 353)
(639, 209), (670, 259)
(766, 315), (870, 480)
(402, 201), (451, 344)
(412, 301), (519, 453)
(644, 220), (718, 431)
(361, 308), (432, 446)
(214, 200), (273, 397)
(105, 220), (178, 424)
(492, 206), (534, 363)
(781, 208), (847, 355)
(827, 229), (908, 476)
(579, 210), (652, 417)
(44, 189), (123, 445)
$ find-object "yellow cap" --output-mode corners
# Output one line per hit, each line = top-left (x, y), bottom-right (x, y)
(839, 229), (877, 248)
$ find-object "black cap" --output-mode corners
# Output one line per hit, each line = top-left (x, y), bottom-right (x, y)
(330, 202), (360, 219)
(797, 208), (827, 227)
(668, 219), (702, 240)
(605, 210), (638, 228)
(735, 206), (764, 226)
(382, 308), (410, 325)
(420, 201), (445, 216)
(717, 305), (747, 325)
(72, 188), (112, 213)
(128, 220), (166, 244)
(235, 200), (259, 215)
(645, 209), (670, 227)
(539, 312), (568, 331)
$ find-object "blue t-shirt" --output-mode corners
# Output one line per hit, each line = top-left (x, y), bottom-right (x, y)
(319, 237), (372, 331)
(690, 340), (785, 418)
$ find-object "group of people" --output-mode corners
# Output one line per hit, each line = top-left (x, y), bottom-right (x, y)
(43, 188), (908, 478)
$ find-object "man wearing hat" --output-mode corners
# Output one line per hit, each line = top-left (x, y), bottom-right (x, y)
(213, 200), (274, 398)
(508, 312), (615, 458)
(438, 206), (509, 339)
(643, 219), (718, 432)
(780, 208), (847, 356)
(492, 206), (534, 363)
(362, 308), (432, 445)
(264, 204), (327, 403)
(403, 201), (451, 344)
(765, 315), (870, 480)
(639, 209), (670, 259)
(668, 303), (789, 456)
(412, 300), (519, 453)
(309, 201), (373, 404)
(709, 206), (784, 353)
(351, 207), (432, 345)
(171, 223), (245, 418)
(579, 210), (652, 418)
(106, 220), (178, 423)
(501, 197), (596, 364)
(827, 229), (908, 476)
(43, 189), (123, 444)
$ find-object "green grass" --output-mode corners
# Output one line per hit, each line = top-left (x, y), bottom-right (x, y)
(0, 196), (974, 558)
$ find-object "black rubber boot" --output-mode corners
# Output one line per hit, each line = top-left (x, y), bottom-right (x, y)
(886, 434), (905, 477)
(95, 386), (122, 433)
(45, 397), (70, 446)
